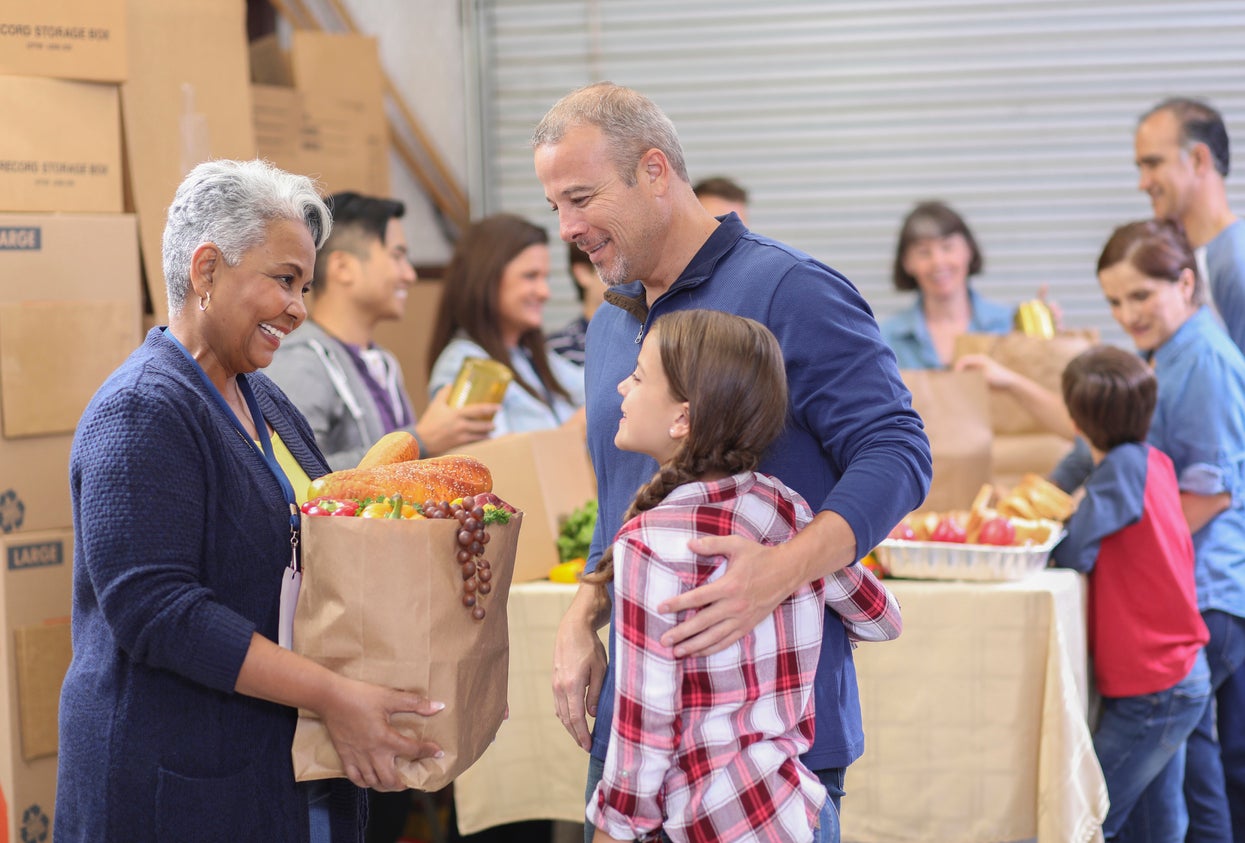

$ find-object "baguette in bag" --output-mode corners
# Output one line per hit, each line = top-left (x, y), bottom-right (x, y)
(307, 454), (492, 503)
(356, 430), (422, 470)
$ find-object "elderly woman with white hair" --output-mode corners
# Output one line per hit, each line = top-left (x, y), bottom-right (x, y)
(55, 160), (443, 843)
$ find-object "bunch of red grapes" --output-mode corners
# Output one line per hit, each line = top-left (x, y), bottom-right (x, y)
(422, 493), (510, 620)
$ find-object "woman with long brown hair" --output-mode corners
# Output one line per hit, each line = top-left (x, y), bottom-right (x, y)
(427, 213), (584, 436)
(1090, 218), (1245, 841)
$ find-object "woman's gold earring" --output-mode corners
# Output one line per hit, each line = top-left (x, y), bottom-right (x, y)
(198, 291), (211, 312)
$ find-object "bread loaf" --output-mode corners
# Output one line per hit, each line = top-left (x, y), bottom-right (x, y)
(357, 430), (421, 470)
(998, 474), (1074, 521)
(308, 455), (492, 504)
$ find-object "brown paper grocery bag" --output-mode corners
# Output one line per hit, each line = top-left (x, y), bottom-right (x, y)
(954, 331), (1098, 435)
(291, 513), (522, 791)
(902, 369), (992, 511)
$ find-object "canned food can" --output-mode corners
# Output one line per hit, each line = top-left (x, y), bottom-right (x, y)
(1013, 300), (1055, 338)
(448, 357), (513, 408)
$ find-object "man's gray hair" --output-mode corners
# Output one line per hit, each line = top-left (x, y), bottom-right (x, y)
(532, 82), (690, 186)
(162, 159), (331, 312)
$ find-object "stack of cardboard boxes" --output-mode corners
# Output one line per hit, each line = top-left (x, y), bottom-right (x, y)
(249, 30), (391, 202)
(0, 9), (414, 831)
(120, 0), (257, 323)
(0, 3), (596, 836)
(0, 0), (141, 838)
(0, 0), (260, 835)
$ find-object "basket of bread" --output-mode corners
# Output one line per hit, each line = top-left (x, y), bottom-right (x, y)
(873, 474), (1074, 582)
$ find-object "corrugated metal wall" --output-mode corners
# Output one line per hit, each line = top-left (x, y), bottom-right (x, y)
(470, 0), (1245, 343)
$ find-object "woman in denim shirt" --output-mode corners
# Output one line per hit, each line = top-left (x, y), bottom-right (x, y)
(1094, 218), (1245, 842)
(427, 214), (585, 437)
(879, 201), (1015, 369)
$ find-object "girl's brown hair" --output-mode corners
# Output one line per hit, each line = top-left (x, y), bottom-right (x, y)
(427, 213), (570, 404)
(1096, 217), (1205, 305)
(583, 309), (789, 585)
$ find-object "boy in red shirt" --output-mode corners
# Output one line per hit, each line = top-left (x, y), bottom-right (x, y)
(1052, 345), (1210, 840)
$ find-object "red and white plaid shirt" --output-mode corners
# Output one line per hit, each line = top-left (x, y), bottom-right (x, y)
(587, 471), (902, 842)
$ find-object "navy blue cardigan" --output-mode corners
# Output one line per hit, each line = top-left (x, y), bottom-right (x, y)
(56, 328), (364, 842)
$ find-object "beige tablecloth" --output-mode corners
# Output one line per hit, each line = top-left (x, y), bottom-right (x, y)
(844, 569), (1107, 843)
(454, 571), (1108, 842)
(453, 582), (602, 833)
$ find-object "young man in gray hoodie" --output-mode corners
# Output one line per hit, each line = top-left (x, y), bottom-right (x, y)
(267, 191), (496, 470)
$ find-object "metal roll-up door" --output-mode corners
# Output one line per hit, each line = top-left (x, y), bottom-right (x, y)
(469, 0), (1245, 342)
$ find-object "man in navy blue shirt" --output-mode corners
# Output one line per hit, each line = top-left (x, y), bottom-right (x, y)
(533, 82), (932, 842)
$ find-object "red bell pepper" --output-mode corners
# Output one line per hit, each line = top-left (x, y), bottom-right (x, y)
(300, 497), (360, 517)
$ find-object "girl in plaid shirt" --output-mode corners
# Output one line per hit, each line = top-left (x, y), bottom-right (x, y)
(583, 310), (902, 843)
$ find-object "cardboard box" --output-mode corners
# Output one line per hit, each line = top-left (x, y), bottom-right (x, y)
(248, 33), (292, 87)
(248, 33), (389, 197)
(0, 299), (137, 438)
(0, 528), (74, 843)
(251, 86), (372, 196)
(252, 83), (303, 174)
(120, 0), (255, 323)
(288, 32), (389, 197)
(298, 90), (383, 197)
(457, 428), (597, 584)
(0, 213), (142, 532)
(0, 75), (122, 213)
(0, 435), (72, 535)
(0, 214), (142, 438)
(0, 0), (127, 83)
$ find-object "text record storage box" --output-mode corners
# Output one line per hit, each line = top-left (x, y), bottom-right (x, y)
(0, 213), (142, 534)
(0, 0), (126, 83)
(457, 428), (597, 583)
(0, 75), (123, 213)
(0, 528), (73, 843)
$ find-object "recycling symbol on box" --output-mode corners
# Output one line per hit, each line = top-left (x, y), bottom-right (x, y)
(22, 803), (50, 843)
(0, 489), (25, 534)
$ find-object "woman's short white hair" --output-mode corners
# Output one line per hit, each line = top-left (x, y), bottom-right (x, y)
(161, 159), (331, 313)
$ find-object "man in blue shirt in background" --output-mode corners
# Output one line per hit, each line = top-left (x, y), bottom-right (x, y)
(1136, 97), (1245, 354)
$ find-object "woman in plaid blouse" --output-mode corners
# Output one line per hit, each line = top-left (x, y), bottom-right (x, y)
(582, 310), (902, 843)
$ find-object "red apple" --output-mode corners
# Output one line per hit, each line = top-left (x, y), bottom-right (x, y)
(887, 522), (917, 541)
(977, 517), (1016, 546)
(929, 516), (967, 543)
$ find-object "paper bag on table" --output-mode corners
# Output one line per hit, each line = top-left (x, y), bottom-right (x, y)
(902, 369), (992, 512)
(291, 512), (522, 792)
(954, 330), (1098, 435)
